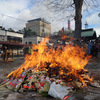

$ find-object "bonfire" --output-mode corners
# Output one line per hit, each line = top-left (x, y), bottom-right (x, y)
(7, 37), (92, 87)
(1, 37), (96, 99)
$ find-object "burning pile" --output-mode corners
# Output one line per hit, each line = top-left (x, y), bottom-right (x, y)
(1, 38), (94, 99)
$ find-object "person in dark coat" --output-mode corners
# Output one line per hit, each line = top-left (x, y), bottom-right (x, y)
(2, 46), (8, 61)
(0, 44), (3, 57)
(88, 40), (93, 55)
(93, 40), (99, 58)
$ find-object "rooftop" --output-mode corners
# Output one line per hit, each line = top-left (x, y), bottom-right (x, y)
(81, 28), (96, 37)
(68, 28), (97, 38)
(28, 18), (51, 24)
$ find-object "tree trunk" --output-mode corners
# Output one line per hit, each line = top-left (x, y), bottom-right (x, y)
(74, 0), (83, 39)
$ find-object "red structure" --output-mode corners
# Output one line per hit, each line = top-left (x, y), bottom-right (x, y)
(68, 20), (70, 30)
(0, 41), (32, 56)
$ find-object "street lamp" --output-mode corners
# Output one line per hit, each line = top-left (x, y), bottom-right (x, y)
(84, 22), (88, 29)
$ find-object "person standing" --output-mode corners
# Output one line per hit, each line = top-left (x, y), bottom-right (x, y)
(2, 46), (8, 61)
(83, 42), (88, 55)
(28, 46), (33, 55)
(88, 40), (93, 55)
(0, 44), (3, 57)
(94, 40), (99, 58)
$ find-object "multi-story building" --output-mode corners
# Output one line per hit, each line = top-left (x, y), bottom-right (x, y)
(0, 28), (23, 43)
(26, 18), (51, 37)
(0, 27), (25, 56)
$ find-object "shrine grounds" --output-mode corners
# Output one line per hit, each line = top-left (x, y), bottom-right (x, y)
(0, 53), (100, 100)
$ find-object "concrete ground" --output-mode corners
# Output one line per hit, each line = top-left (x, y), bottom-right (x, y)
(0, 54), (100, 100)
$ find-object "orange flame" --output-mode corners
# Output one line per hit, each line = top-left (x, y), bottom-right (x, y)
(7, 38), (91, 86)
(61, 35), (68, 40)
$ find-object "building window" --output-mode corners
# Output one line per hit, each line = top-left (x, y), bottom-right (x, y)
(38, 41), (40, 43)
(29, 42), (32, 44)
(25, 42), (27, 44)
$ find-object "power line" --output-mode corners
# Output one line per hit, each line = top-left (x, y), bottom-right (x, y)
(0, 14), (27, 22)
(0, 14), (49, 34)
(0, 13), (57, 34)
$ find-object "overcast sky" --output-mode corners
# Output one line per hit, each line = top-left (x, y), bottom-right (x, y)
(0, 0), (100, 37)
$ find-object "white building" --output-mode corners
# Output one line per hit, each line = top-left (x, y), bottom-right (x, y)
(0, 28), (24, 56)
(0, 29), (23, 43)
(24, 35), (44, 45)
(0, 29), (7, 41)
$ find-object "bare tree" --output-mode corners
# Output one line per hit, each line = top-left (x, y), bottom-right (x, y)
(35, 0), (100, 39)
(74, 0), (83, 39)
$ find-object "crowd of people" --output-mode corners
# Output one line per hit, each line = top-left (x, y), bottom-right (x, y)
(82, 39), (99, 59)
(0, 39), (99, 61)
(52, 39), (100, 59)
(87, 39), (99, 58)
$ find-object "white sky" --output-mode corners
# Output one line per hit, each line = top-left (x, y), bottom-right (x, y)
(0, 0), (100, 37)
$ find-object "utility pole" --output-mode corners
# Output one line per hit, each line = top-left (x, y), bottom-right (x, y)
(1, 14), (4, 27)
